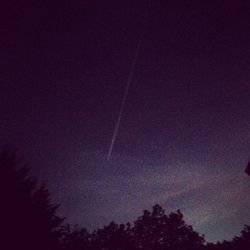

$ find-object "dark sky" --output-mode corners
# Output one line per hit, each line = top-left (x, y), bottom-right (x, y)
(1, 0), (250, 243)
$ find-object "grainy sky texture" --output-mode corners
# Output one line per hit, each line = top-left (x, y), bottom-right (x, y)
(1, 0), (250, 242)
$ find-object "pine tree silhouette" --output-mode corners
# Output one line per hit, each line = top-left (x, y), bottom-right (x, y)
(0, 146), (63, 250)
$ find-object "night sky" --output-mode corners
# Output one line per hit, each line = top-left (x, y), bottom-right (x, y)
(1, 0), (250, 243)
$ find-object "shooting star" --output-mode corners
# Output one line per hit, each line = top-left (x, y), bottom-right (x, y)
(107, 1), (151, 160)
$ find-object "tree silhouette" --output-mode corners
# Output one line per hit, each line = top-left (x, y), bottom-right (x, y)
(206, 241), (233, 250)
(59, 204), (205, 250)
(131, 204), (205, 250)
(91, 221), (134, 250)
(231, 225), (250, 250)
(0, 147), (63, 250)
(245, 161), (250, 176)
(205, 225), (250, 250)
(60, 224), (91, 250)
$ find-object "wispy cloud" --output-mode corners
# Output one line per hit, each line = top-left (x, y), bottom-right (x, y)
(51, 151), (250, 243)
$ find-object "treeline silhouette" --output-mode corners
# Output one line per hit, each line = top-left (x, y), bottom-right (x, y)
(1, 147), (249, 250)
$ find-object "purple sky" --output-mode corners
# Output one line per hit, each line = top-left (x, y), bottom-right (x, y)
(1, 0), (250, 242)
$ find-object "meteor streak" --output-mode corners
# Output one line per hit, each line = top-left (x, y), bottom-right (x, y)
(107, 1), (150, 160)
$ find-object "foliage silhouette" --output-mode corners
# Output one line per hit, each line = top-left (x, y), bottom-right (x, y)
(60, 224), (92, 250)
(205, 225), (250, 250)
(131, 204), (205, 250)
(231, 225), (250, 250)
(0, 147), (63, 250)
(59, 205), (205, 250)
(91, 221), (134, 250)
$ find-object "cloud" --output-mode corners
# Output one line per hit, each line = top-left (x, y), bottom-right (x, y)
(48, 151), (250, 242)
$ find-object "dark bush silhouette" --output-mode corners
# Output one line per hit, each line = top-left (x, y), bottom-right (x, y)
(0, 147), (63, 250)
